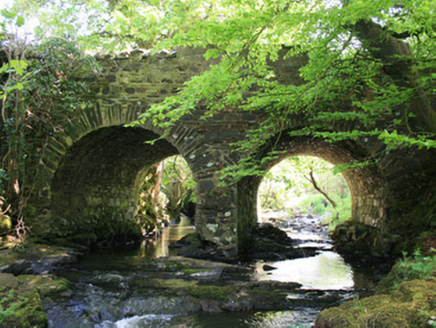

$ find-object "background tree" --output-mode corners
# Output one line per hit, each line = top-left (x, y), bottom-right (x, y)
(160, 155), (196, 224)
(258, 156), (350, 229)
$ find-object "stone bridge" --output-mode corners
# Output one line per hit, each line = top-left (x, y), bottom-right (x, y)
(25, 47), (436, 260)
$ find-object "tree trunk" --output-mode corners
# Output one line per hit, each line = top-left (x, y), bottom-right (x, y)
(151, 161), (164, 214)
(307, 170), (337, 208)
(352, 18), (436, 133)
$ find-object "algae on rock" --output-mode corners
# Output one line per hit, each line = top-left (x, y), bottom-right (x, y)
(0, 273), (70, 328)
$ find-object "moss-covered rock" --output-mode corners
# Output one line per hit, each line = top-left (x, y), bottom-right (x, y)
(0, 274), (45, 328)
(0, 273), (70, 327)
(183, 286), (231, 302)
(17, 275), (70, 298)
(315, 279), (436, 328)
(331, 220), (393, 260)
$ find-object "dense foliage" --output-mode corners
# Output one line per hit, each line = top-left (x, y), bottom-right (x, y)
(0, 8), (96, 231)
(4, 0), (435, 156)
(93, 0), (436, 155)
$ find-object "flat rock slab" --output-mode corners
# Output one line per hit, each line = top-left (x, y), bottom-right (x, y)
(0, 242), (78, 275)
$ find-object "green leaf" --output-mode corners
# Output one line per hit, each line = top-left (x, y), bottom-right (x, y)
(1, 9), (16, 19)
(16, 16), (25, 27)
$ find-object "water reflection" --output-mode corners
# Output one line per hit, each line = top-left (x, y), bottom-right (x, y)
(136, 225), (196, 258)
(256, 251), (354, 290)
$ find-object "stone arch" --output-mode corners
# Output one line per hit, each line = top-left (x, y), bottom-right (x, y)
(50, 125), (178, 221)
(27, 103), (201, 237)
(237, 134), (387, 254)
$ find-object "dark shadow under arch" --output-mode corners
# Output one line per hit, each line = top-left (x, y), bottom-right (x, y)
(51, 126), (179, 226)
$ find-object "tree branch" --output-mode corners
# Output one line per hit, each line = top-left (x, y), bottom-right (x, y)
(307, 170), (337, 208)
(353, 19), (414, 87)
(351, 18), (436, 133)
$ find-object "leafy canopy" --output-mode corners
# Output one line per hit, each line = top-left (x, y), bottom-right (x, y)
(4, 0), (436, 172)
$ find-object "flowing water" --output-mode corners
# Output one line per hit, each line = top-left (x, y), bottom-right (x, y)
(45, 214), (376, 328)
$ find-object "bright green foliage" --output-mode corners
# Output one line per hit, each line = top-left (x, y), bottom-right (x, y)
(396, 249), (436, 282)
(3, 0), (436, 183)
(376, 248), (436, 292)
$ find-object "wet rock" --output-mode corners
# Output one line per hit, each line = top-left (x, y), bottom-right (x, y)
(122, 296), (202, 315)
(263, 264), (277, 271)
(286, 289), (353, 308)
(244, 224), (321, 261)
(0, 259), (33, 275)
(169, 233), (231, 262)
(0, 242), (78, 275)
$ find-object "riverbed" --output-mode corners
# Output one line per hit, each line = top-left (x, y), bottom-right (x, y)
(44, 213), (376, 327)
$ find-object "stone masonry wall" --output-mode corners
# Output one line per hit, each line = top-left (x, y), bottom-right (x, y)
(24, 46), (436, 260)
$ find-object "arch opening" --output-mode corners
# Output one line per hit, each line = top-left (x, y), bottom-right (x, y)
(250, 155), (375, 289)
(136, 154), (197, 236)
(237, 136), (387, 259)
(50, 125), (184, 244)
(258, 156), (352, 232)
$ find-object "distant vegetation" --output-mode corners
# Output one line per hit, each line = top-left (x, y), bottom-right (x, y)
(136, 155), (196, 234)
(258, 156), (351, 230)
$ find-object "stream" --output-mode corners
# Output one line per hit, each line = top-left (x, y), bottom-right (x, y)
(44, 213), (377, 328)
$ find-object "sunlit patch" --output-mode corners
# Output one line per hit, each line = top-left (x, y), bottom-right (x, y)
(256, 251), (354, 290)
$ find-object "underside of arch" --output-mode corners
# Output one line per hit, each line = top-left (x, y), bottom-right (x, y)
(50, 126), (178, 236)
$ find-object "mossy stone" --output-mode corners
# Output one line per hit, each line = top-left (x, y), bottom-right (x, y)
(0, 215), (11, 234)
(17, 274), (70, 297)
(315, 279), (436, 328)
(184, 286), (231, 302)
(0, 273), (19, 291)
(0, 274), (48, 328)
